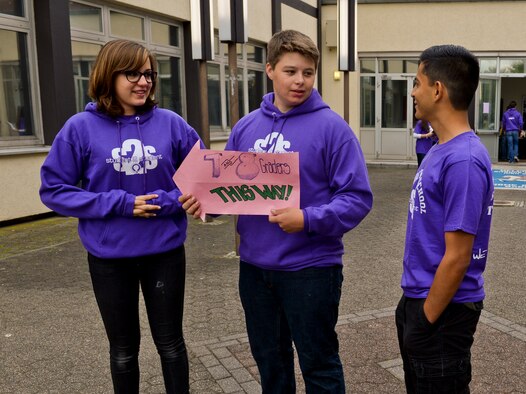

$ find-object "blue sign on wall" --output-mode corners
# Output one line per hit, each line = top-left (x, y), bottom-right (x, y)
(493, 169), (526, 190)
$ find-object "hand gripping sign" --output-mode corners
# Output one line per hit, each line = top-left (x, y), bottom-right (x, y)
(173, 142), (300, 220)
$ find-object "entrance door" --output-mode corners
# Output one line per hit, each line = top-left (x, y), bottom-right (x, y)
(376, 75), (414, 160)
(475, 77), (500, 162)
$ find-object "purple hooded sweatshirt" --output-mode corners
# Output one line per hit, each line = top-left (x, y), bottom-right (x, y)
(501, 107), (523, 132)
(40, 102), (201, 258)
(225, 89), (373, 271)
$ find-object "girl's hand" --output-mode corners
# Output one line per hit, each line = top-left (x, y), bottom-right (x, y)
(133, 194), (160, 218)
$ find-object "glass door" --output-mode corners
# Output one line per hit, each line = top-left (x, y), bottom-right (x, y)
(376, 75), (414, 160)
(476, 77), (500, 162)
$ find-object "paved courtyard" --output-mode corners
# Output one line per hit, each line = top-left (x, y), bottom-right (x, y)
(1, 165), (525, 393)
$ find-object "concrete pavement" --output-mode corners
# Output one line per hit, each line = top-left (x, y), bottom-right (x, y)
(1, 165), (525, 393)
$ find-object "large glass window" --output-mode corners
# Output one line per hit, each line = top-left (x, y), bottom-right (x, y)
(207, 38), (266, 137)
(69, 2), (185, 116)
(0, 1), (40, 147)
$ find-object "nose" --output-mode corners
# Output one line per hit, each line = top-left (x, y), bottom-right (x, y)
(138, 74), (149, 84)
(295, 72), (304, 85)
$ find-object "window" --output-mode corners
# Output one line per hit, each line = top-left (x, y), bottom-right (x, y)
(69, 2), (102, 33)
(499, 59), (525, 74)
(360, 76), (375, 127)
(480, 58), (497, 74)
(71, 41), (101, 113)
(207, 39), (266, 138)
(360, 59), (376, 128)
(477, 79), (497, 131)
(0, 0), (40, 147)
(110, 10), (144, 40)
(69, 2), (184, 117)
(379, 59), (417, 74)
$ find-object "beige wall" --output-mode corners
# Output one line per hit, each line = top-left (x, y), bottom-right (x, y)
(358, 1), (526, 53)
(0, 154), (49, 222)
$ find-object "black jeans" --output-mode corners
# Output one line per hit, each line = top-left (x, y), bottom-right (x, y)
(88, 246), (188, 394)
(395, 295), (482, 394)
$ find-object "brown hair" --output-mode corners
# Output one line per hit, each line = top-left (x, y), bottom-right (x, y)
(267, 30), (319, 70)
(88, 39), (157, 117)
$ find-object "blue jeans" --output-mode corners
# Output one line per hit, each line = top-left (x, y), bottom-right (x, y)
(239, 261), (345, 393)
(395, 296), (482, 393)
(88, 246), (189, 394)
(506, 130), (519, 162)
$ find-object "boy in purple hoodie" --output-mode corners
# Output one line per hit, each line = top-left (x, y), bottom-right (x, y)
(181, 30), (372, 392)
(396, 45), (493, 393)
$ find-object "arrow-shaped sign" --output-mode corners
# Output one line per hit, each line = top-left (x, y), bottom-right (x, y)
(173, 142), (300, 220)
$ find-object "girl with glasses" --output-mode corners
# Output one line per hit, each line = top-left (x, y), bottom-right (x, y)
(40, 39), (202, 394)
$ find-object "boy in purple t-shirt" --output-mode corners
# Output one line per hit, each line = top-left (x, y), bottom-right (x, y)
(396, 45), (494, 393)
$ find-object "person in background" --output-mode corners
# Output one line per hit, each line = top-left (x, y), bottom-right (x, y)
(501, 100), (523, 163)
(180, 30), (373, 393)
(413, 119), (438, 167)
(396, 44), (494, 393)
(40, 39), (201, 394)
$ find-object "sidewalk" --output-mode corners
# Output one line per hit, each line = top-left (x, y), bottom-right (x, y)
(1, 166), (525, 393)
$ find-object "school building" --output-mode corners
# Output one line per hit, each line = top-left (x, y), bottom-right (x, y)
(1, 0), (526, 223)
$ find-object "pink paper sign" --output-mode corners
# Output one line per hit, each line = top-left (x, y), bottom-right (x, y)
(173, 142), (300, 219)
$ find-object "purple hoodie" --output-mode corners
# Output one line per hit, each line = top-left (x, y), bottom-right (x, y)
(501, 108), (523, 132)
(226, 89), (373, 271)
(40, 102), (201, 258)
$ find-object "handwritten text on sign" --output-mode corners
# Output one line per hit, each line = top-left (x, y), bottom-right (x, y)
(173, 142), (300, 219)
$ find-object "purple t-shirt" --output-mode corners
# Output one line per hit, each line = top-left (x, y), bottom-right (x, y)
(402, 131), (494, 303)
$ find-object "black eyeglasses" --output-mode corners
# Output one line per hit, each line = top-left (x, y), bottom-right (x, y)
(123, 70), (158, 83)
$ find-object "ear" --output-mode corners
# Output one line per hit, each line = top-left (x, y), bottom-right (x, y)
(433, 81), (445, 102)
(265, 63), (274, 80)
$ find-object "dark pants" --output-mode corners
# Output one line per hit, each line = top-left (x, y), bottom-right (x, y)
(239, 261), (345, 394)
(88, 246), (189, 394)
(395, 295), (482, 394)
(417, 153), (426, 167)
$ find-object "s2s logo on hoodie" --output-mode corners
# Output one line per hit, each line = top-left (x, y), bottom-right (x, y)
(251, 132), (291, 153)
(108, 138), (162, 175)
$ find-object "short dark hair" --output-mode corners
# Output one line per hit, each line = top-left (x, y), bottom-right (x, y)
(267, 30), (319, 70)
(89, 39), (157, 117)
(419, 45), (479, 111)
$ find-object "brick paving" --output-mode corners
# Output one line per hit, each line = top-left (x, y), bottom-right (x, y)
(1, 165), (525, 393)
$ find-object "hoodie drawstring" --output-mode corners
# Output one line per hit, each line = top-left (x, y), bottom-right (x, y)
(117, 121), (123, 190)
(136, 116), (147, 195)
(267, 113), (289, 153)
